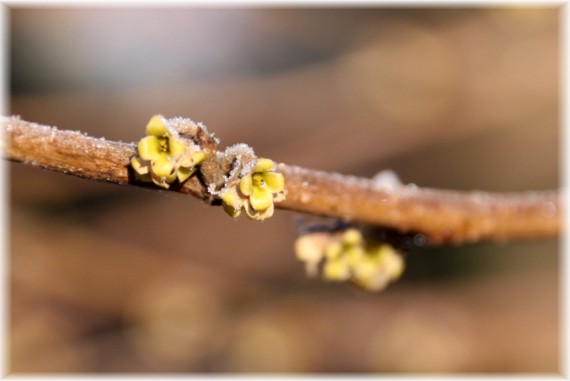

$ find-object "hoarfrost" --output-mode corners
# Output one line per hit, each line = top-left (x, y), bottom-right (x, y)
(543, 201), (557, 216)
(168, 117), (198, 134)
(372, 170), (402, 191)
(206, 143), (257, 196)
(169, 117), (219, 144)
(224, 143), (257, 178)
(207, 182), (218, 195)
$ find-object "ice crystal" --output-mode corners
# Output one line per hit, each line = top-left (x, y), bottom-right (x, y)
(372, 170), (402, 191)
(224, 143), (257, 177)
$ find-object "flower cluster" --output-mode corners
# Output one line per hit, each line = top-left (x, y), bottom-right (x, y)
(295, 228), (404, 292)
(220, 158), (285, 221)
(131, 115), (206, 189)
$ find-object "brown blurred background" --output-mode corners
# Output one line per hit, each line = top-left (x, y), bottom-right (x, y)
(8, 7), (560, 373)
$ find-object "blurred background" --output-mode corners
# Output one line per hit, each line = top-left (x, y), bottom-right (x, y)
(8, 6), (560, 373)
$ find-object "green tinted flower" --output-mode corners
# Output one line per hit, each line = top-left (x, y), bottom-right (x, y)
(221, 158), (286, 220)
(220, 191), (243, 218)
(131, 115), (206, 188)
(295, 227), (405, 292)
(323, 258), (351, 280)
(294, 232), (331, 276)
(351, 244), (403, 291)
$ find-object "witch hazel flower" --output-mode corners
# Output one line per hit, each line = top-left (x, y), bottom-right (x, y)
(295, 227), (405, 292)
(131, 115), (206, 189)
(221, 158), (285, 221)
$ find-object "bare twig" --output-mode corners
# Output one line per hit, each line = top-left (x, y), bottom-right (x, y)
(1, 116), (561, 245)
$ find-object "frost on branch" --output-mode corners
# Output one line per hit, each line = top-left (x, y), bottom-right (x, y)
(129, 115), (286, 221)
(207, 143), (257, 196)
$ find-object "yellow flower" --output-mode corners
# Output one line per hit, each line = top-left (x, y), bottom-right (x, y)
(220, 191), (243, 218)
(131, 115), (206, 189)
(351, 244), (404, 291)
(294, 232), (333, 277)
(221, 158), (285, 220)
(322, 229), (363, 282)
(295, 227), (405, 292)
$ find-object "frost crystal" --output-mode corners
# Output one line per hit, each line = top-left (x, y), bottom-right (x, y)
(372, 170), (403, 191)
(205, 144), (257, 197)
(226, 144), (256, 180)
(224, 143), (256, 176)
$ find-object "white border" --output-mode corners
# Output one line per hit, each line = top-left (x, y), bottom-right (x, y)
(0, 2), (8, 378)
(561, 1), (568, 378)
(0, 0), (568, 6)
(0, 2), (566, 379)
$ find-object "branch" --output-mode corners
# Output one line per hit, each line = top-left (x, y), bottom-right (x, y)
(2, 116), (561, 245)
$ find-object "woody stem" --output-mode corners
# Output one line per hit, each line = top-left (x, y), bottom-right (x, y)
(1, 116), (561, 245)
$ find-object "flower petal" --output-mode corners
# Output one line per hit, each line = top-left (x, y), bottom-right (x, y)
(239, 175), (253, 196)
(165, 171), (178, 184)
(221, 191), (242, 209)
(168, 136), (186, 157)
(177, 167), (195, 183)
(325, 242), (342, 260)
(178, 150), (205, 168)
(263, 172), (285, 193)
(151, 177), (170, 189)
(192, 151), (207, 165)
(250, 187), (273, 211)
(254, 158), (275, 172)
(377, 245), (404, 281)
(223, 193), (243, 217)
(346, 246), (366, 267)
(352, 258), (378, 280)
(146, 115), (169, 137)
(343, 228), (363, 246)
(151, 154), (175, 177)
(273, 191), (286, 203)
(260, 203), (275, 220)
(244, 202), (274, 220)
(353, 270), (390, 291)
(295, 234), (326, 262)
(150, 170), (170, 189)
(138, 136), (161, 160)
(323, 258), (351, 281)
(130, 157), (149, 175)
(222, 201), (242, 218)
